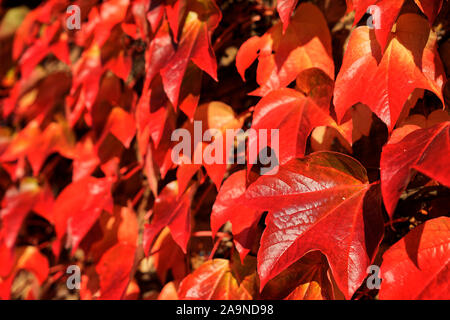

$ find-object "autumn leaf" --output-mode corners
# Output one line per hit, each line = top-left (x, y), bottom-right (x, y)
(351, 0), (444, 50)
(380, 121), (450, 217)
(143, 181), (195, 254)
(261, 251), (334, 300)
(334, 14), (445, 131)
(379, 217), (450, 299)
(236, 2), (334, 96)
(151, 227), (187, 283)
(96, 242), (136, 300)
(242, 152), (384, 299)
(211, 170), (262, 261)
(53, 176), (115, 255)
(249, 88), (350, 170)
(0, 246), (49, 300)
(161, 0), (221, 107)
(178, 258), (254, 299)
(277, 0), (298, 32)
(0, 179), (41, 249)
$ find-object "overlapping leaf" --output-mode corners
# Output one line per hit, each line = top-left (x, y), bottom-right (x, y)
(236, 2), (334, 96)
(241, 152), (384, 299)
(380, 121), (450, 217)
(379, 217), (450, 299)
(334, 14), (445, 131)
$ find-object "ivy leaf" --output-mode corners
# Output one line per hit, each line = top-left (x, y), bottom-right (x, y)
(236, 2), (334, 96)
(178, 259), (254, 299)
(380, 122), (450, 217)
(242, 152), (384, 299)
(0, 179), (41, 249)
(334, 14), (445, 131)
(161, 0), (221, 107)
(352, 0), (444, 50)
(53, 176), (115, 255)
(277, 0), (298, 32)
(143, 181), (195, 254)
(96, 242), (136, 300)
(249, 88), (350, 170)
(211, 170), (262, 261)
(379, 217), (450, 299)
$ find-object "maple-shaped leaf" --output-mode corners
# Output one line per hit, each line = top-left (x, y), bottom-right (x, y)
(0, 179), (41, 250)
(161, 0), (221, 107)
(53, 176), (114, 255)
(379, 217), (450, 299)
(178, 259), (253, 299)
(242, 152), (384, 299)
(96, 242), (136, 300)
(261, 251), (334, 300)
(334, 14), (445, 131)
(352, 0), (444, 50)
(151, 227), (187, 283)
(380, 121), (450, 217)
(144, 20), (175, 88)
(143, 181), (195, 254)
(249, 88), (350, 170)
(236, 2), (334, 96)
(211, 170), (261, 261)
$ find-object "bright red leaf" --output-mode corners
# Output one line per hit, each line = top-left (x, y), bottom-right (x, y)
(334, 14), (445, 131)
(379, 217), (450, 300)
(242, 152), (384, 299)
(380, 121), (450, 217)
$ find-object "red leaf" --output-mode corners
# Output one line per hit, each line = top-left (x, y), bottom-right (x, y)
(96, 242), (136, 300)
(0, 179), (40, 249)
(249, 88), (349, 170)
(380, 122), (450, 217)
(236, 3), (334, 96)
(277, 0), (299, 32)
(334, 14), (445, 131)
(413, 0), (444, 23)
(242, 152), (384, 299)
(102, 107), (136, 148)
(53, 176), (114, 254)
(67, 44), (103, 127)
(143, 181), (195, 254)
(94, 0), (130, 46)
(352, 0), (444, 49)
(261, 251), (334, 300)
(161, 0), (221, 107)
(379, 217), (450, 299)
(0, 246), (49, 300)
(211, 170), (261, 261)
(151, 227), (187, 283)
(178, 259), (253, 299)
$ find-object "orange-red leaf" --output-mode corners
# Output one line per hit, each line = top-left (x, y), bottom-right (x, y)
(379, 217), (450, 299)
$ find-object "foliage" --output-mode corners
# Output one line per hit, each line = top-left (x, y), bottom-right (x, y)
(0, 0), (449, 300)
